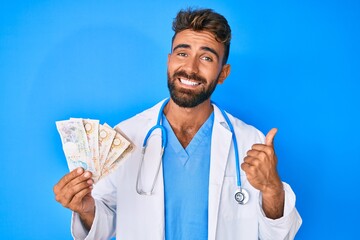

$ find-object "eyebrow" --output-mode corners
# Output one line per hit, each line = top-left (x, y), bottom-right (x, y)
(172, 44), (220, 60)
(172, 44), (191, 52)
(201, 46), (220, 60)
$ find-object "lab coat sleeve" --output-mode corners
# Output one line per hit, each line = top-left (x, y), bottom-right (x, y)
(257, 182), (302, 240)
(71, 171), (118, 240)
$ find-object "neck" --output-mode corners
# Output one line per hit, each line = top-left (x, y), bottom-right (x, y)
(163, 98), (213, 148)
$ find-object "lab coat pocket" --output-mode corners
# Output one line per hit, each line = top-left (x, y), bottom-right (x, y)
(219, 176), (258, 221)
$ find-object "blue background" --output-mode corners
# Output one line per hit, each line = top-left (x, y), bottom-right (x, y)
(0, 0), (359, 239)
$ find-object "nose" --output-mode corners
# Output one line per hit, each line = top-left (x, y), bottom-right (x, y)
(183, 56), (199, 74)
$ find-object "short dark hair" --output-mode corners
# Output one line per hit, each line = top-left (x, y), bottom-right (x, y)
(172, 8), (232, 64)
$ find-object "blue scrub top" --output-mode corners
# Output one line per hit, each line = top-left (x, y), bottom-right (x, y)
(162, 112), (214, 240)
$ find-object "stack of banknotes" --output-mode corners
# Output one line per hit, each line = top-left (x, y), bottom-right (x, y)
(56, 118), (134, 183)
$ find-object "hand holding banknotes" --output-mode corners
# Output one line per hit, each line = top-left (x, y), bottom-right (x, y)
(53, 167), (95, 230)
(53, 117), (134, 230)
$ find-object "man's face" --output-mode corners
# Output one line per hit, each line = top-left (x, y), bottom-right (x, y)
(167, 29), (230, 108)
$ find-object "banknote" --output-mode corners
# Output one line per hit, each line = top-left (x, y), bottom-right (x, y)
(69, 118), (101, 180)
(98, 123), (116, 172)
(101, 123), (131, 175)
(56, 118), (134, 182)
(83, 119), (100, 180)
(100, 126), (135, 177)
(113, 125), (135, 162)
(55, 119), (95, 175)
(101, 143), (134, 178)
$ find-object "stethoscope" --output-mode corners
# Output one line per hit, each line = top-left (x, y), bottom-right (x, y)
(136, 98), (249, 205)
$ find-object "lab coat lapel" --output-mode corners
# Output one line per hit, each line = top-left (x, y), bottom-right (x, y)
(208, 105), (233, 240)
(134, 100), (166, 239)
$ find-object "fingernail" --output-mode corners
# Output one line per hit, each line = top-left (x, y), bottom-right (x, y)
(87, 179), (93, 185)
(77, 168), (83, 174)
(84, 172), (91, 178)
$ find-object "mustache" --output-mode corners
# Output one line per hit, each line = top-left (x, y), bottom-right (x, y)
(172, 70), (206, 84)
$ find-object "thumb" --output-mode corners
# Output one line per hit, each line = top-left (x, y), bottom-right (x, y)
(265, 128), (278, 146)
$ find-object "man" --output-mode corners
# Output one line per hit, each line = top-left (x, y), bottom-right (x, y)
(54, 8), (302, 239)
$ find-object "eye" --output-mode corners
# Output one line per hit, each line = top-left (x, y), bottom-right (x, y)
(177, 52), (187, 57)
(201, 56), (213, 62)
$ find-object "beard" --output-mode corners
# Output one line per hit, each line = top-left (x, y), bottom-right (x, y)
(167, 70), (219, 108)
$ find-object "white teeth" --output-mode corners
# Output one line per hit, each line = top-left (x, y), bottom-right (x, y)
(180, 78), (199, 86)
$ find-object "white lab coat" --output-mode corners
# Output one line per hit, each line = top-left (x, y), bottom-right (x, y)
(72, 100), (302, 240)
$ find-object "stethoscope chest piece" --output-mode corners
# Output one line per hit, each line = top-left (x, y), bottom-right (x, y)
(234, 188), (249, 205)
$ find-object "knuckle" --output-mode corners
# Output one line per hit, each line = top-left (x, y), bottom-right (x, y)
(251, 159), (259, 167)
(265, 146), (274, 155)
(248, 164), (256, 172)
(59, 196), (70, 208)
(64, 173), (73, 182)
(53, 185), (58, 194)
(71, 194), (80, 203)
(63, 191), (74, 201)
(61, 202), (70, 208)
(54, 195), (61, 202)
(259, 151), (267, 159)
(63, 170), (78, 183)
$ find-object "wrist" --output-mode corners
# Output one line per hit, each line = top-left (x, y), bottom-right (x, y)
(261, 183), (285, 219)
(261, 182), (284, 198)
(79, 207), (95, 231)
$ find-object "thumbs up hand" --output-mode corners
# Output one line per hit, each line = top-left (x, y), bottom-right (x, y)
(241, 128), (285, 219)
(241, 128), (282, 193)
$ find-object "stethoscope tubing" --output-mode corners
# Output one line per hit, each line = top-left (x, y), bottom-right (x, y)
(217, 107), (241, 189)
(142, 98), (169, 149)
(137, 98), (245, 201)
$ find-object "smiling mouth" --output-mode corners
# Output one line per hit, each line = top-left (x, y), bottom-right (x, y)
(179, 78), (201, 86)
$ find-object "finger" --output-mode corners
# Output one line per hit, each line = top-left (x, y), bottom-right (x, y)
(64, 178), (93, 199)
(241, 161), (251, 172)
(71, 186), (93, 205)
(241, 162), (256, 176)
(60, 179), (93, 206)
(64, 171), (93, 194)
(243, 156), (262, 167)
(67, 187), (93, 211)
(54, 169), (92, 203)
(247, 148), (268, 157)
(66, 170), (93, 188)
(250, 145), (274, 157)
(243, 155), (254, 164)
(54, 168), (84, 192)
(265, 128), (278, 146)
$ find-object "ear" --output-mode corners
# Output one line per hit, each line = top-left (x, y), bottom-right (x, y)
(167, 53), (171, 64)
(217, 64), (231, 84)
